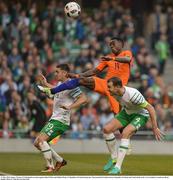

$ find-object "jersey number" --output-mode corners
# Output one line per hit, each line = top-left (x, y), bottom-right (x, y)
(115, 62), (120, 70)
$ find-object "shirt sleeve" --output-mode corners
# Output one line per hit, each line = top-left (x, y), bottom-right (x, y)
(96, 61), (108, 71)
(122, 50), (132, 59)
(130, 90), (148, 108)
(117, 50), (133, 65)
(69, 87), (82, 100)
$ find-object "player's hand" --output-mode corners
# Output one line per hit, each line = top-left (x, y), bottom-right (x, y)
(101, 56), (114, 61)
(68, 73), (80, 78)
(60, 105), (71, 110)
(152, 127), (165, 141)
(36, 74), (47, 85)
(37, 85), (52, 97)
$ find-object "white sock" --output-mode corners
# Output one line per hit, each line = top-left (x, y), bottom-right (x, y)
(103, 133), (117, 160)
(115, 138), (130, 170)
(50, 147), (63, 162)
(39, 141), (54, 168)
(127, 142), (132, 155)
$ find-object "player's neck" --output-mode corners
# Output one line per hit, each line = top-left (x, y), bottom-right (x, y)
(114, 50), (121, 56)
(119, 87), (125, 96)
(113, 87), (125, 97)
(61, 77), (68, 82)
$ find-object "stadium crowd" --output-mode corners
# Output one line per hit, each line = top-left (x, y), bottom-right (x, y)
(0, 0), (173, 139)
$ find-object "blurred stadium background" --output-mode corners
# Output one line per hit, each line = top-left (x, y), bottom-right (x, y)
(0, 0), (173, 176)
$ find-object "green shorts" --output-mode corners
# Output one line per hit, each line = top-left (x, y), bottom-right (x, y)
(41, 119), (69, 142)
(115, 109), (149, 130)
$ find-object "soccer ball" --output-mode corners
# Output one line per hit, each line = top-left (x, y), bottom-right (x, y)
(64, 2), (81, 19)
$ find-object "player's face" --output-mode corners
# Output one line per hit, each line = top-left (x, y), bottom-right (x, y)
(55, 68), (67, 81)
(109, 40), (122, 54)
(107, 81), (120, 96)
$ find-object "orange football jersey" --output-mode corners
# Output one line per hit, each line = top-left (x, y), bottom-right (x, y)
(96, 50), (132, 85)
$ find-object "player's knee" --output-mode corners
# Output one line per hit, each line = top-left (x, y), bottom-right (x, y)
(103, 126), (110, 134)
(34, 137), (43, 149)
(33, 138), (39, 148)
(121, 130), (131, 139)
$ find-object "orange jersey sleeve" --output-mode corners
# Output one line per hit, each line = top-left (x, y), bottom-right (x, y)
(119, 50), (132, 58)
(117, 50), (133, 66)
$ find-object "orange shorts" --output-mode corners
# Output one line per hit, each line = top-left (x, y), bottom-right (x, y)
(93, 77), (120, 114)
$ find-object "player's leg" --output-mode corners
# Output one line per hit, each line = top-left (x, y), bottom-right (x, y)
(45, 77), (103, 95)
(92, 81), (124, 171)
(34, 119), (69, 172)
(43, 119), (69, 172)
(109, 114), (149, 175)
(40, 75), (105, 96)
(118, 127), (133, 155)
(107, 94), (133, 155)
(108, 124), (135, 175)
(48, 77), (95, 95)
(34, 132), (55, 172)
(102, 117), (124, 171)
(79, 77), (95, 89)
(50, 145), (67, 172)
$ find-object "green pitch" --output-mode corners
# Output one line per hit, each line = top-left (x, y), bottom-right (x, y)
(0, 153), (172, 175)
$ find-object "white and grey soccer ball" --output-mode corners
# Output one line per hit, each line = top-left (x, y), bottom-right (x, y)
(64, 2), (81, 18)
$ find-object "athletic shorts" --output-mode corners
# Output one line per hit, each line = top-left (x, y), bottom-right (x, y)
(93, 77), (120, 113)
(41, 119), (69, 142)
(115, 109), (149, 130)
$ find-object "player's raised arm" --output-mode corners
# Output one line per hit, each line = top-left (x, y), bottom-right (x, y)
(144, 103), (165, 141)
(68, 68), (101, 78)
(80, 68), (101, 77)
(115, 56), (131, 63)
(114, 51), (132, 63)
(36, 74), (55, 88)
(61, 92), (88, 110)
(68, 59), (108, 78)
(129, 89), (165, 141)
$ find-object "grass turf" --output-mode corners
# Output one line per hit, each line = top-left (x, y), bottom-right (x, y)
(0, 153), (172, 176)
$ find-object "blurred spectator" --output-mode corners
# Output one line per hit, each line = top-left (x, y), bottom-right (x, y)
(80, 105), (97, 130)
(8, 91), (28, 128)
(155, 34), (170, 75)
(146, 4), (167, 48)
(138, 75), (149, 96)
(27, 91), (47, 141)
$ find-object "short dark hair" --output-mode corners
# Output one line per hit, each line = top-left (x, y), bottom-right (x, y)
(108, 77), (122, 87)
(110, 37), (124, 47)
(56, 64), (70, 72)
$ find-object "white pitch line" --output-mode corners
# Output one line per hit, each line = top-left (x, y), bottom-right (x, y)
(0, 171), (13, 176)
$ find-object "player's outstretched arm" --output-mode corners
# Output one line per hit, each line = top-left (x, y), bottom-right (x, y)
(61, 93), (88, 110)
(145, 103), (165, 141)
(68, 68), (101, 78)
(101, 55), (131, 63)
(68, 56), (108, 78)
(80, 68), (101, 77)
(115, 56), (131, 63)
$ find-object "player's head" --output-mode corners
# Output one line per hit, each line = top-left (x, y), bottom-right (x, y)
(109, 37), (124, 54)
(107, 77), (123, 96)
(55, 64), (70, 81)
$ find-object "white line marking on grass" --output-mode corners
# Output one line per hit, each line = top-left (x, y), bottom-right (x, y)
(0, 171), (13, 176)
